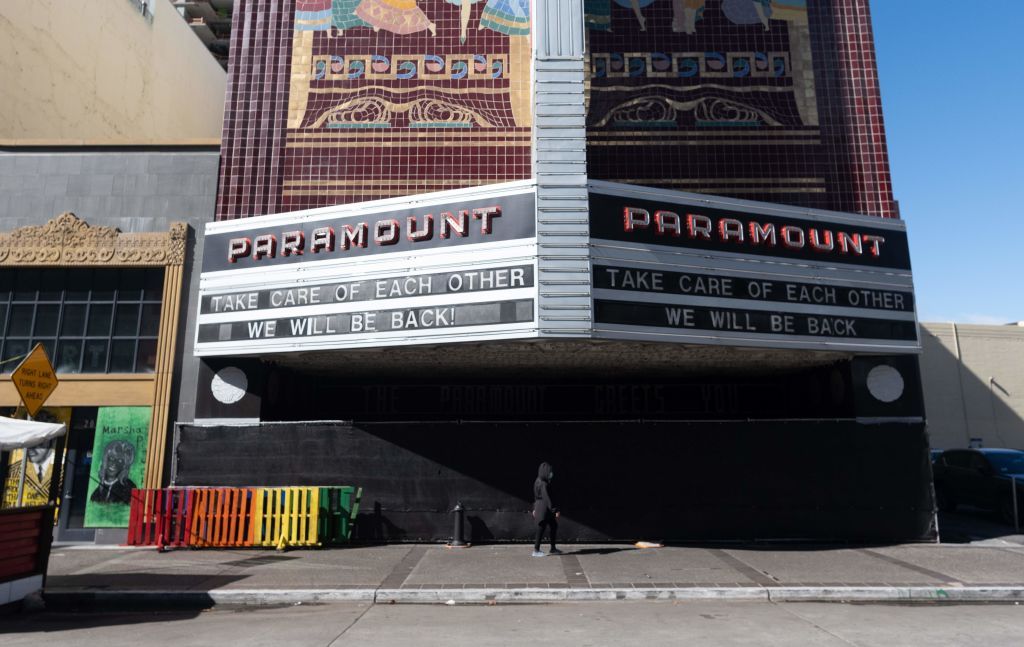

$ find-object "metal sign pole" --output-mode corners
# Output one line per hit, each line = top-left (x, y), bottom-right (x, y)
(15, 412), (32, 507)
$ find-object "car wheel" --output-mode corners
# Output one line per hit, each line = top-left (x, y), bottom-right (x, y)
(935, 486), (956, 513)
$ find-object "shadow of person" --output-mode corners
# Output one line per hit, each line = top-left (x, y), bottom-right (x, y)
(353, 502), (407, 541)
(570, 547), (636, 556)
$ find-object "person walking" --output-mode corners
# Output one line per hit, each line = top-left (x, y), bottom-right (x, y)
(532, 462), (562, 556)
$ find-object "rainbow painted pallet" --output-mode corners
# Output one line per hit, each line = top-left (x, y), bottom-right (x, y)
(127, 486), (361, 549)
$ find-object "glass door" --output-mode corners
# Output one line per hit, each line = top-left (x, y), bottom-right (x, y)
(55, 408), (97, 543)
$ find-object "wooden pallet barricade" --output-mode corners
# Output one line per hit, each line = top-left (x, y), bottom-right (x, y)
(318, 486), (362, 545)
(127, 488), (193, 548)
(189, 487), (255, 547)
(251, 487), (321, 548)
(128, 485), (360, 549)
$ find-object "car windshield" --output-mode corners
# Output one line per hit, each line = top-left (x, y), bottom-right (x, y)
(986, 453), (1024, 474)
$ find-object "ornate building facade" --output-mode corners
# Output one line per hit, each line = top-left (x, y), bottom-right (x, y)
(187, 1), (930, 542)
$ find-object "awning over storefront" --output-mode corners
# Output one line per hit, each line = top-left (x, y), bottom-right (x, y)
(0, 416), (66, 451)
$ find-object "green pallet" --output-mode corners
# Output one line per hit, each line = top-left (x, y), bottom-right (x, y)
(316, 486), (362, 544)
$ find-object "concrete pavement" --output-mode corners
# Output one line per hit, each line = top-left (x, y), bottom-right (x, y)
(41, 538), (1024, 606)
(3, 601), (1024, 646)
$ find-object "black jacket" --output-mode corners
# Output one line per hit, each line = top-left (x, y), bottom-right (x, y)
(533, 462), (558, 520)
(90, 478), (137, 504)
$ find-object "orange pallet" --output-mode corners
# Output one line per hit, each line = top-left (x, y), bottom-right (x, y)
(189, 487), (255, 547)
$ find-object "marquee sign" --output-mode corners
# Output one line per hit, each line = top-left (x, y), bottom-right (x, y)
(195, 180), (920, 357)
(198, 299), (535, 345)
(202, 191), (536, 273)
(196, 184), (539, 355)
(593, 266), (914, 313)
(201, 266), (533, 315)
(589, 192), (911, 270)
(588, 183), (919, 353)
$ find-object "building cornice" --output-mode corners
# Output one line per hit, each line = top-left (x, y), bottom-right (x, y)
(0, 212), (187, 267)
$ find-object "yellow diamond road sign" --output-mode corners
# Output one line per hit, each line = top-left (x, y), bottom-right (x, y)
(12, 343), (59, 418)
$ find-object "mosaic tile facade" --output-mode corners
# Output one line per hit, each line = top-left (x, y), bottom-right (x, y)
(216, 0), (896, 220)
(216, 0), (533, 220)
(584, 0), (896, 217)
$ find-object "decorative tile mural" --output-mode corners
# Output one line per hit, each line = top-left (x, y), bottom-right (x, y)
(216, 1), (896, 220)
(584, 0), (897, 217)
(217, 0), (532, 220)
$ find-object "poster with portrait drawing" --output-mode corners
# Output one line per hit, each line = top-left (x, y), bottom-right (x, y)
(1, 407), (72, 508)
(84, 407), (150, 527)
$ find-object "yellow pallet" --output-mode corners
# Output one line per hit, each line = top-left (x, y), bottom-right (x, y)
(250, 487), (322, 549)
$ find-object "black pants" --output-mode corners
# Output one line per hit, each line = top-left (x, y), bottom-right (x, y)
(534, 515), (557, 552)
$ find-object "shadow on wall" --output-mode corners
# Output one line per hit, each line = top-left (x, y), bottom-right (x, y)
(175, 420), (934, 544)
(920, 324), (1024, 451)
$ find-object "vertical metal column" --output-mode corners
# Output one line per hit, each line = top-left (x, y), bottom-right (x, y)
(533, 0), (592, 340)
(15, 413), (32, 507)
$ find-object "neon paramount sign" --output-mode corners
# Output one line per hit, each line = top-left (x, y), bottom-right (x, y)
(621, 206), (886, 259)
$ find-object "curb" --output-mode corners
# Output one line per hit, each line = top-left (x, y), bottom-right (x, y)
(374, 587), (766, 603)
(44, 586), (1024, 608)
(42, 589), (374, 611)
(765, 586), (1024, 602)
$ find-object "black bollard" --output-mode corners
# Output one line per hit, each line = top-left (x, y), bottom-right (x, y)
(447, 501), (469, 548)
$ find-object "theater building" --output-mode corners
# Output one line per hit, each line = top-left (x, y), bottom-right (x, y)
(179, 0), (932, 542)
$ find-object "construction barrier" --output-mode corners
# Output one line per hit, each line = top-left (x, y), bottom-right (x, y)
(127, 488), (193, 548)
(126, 486), (361, 549)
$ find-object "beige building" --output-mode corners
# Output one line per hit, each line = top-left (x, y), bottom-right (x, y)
(921, 322), (1024, 451)
(0, 0), (225, 144)
(0, 0), (225, 542)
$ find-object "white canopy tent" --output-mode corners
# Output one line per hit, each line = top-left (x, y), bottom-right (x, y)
(0, 415), (67, 508)
(0, 415), (66, 451)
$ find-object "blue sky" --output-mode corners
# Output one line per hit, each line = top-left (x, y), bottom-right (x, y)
(871, 0), (1024, 324)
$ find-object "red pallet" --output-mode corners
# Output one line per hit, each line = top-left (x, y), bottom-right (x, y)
(127, 489), (193, 548)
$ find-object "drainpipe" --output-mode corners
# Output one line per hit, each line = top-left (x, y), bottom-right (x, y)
(951, 323), (973, 446)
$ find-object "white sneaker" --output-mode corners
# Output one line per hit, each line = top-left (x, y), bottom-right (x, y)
(531, 550), (546, 557)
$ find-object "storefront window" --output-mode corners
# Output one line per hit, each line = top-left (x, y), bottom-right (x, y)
(0, 268), (163, 374)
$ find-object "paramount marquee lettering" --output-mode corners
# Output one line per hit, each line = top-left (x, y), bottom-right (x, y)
(227, 206), (502, 264)
(201, 265), (533, 315)
(587, 192), (912, 272)
(197, 299), (534, 344)
(594, 299), (918, 342)
(622, 206), (886, 259)
(594, 265), (913, 312)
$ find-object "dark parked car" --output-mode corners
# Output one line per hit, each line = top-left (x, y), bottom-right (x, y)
(933, 449), (1024, 524)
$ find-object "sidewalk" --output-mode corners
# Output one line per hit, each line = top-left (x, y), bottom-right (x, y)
(43, 536), (1024, 606)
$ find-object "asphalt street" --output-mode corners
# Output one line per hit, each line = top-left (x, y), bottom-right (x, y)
(2, 601), (1024, 646)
